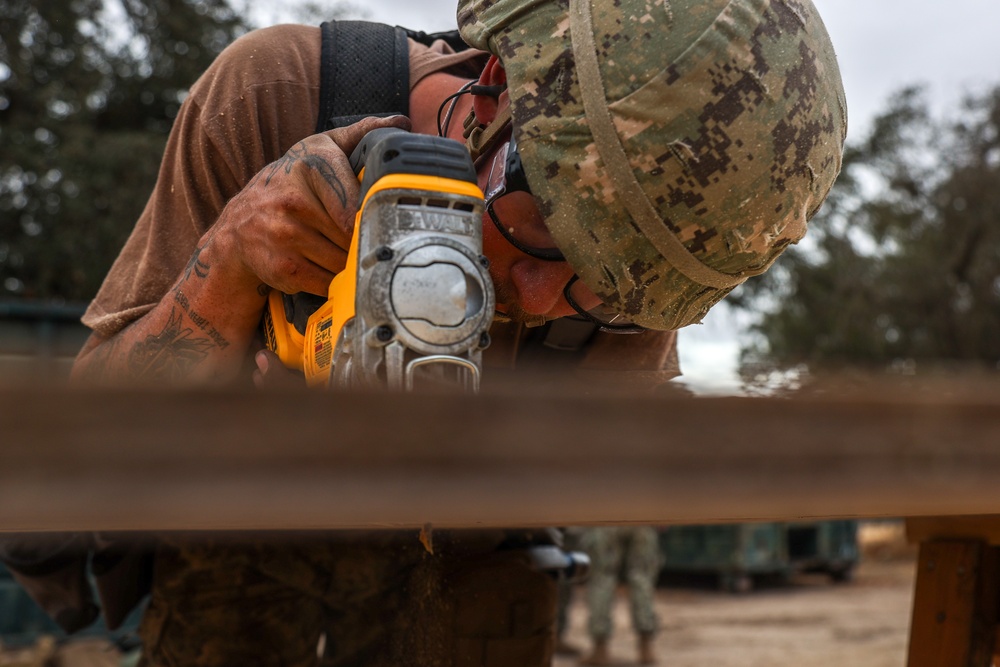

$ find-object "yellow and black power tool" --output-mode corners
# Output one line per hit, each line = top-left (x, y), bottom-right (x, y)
(262, 128), (495, 392)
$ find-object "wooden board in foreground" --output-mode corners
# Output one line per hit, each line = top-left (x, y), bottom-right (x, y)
(2, 378), (1000, 532)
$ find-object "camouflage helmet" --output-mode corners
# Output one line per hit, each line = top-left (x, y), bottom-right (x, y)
(457, 0), (847, 330)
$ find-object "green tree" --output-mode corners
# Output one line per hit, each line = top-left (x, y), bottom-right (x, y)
(0, 0), (251, 301)
(732, 86), (1000, 383)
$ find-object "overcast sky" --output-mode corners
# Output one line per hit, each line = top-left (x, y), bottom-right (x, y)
(267, 0), (1000, 392)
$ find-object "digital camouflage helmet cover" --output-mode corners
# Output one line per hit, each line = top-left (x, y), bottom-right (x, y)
(457, 0), (848, 330)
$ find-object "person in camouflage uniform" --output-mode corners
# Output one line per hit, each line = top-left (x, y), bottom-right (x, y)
(579, 527), (662, 665)
(53, 0), (846, 665)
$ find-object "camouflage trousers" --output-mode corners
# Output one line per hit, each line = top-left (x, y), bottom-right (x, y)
(580, 527), (660, 640)
(137, 531), (557, 667)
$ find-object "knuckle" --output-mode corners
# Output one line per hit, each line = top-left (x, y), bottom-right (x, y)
(268, 221), (297, 246)
(269, 190), (307, 216)
(272, 255), (303, 282)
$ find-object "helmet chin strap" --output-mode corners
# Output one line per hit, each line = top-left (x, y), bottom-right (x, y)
(462, 104), (512, 164)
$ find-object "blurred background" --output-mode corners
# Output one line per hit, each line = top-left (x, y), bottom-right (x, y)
(2, 0), (999, 392)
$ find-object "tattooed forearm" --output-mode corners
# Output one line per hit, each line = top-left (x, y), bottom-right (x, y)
(75, 231), (246, 383)
(174, 289), (230, 350)
(258, 141), (348, 207)
(127, 308), (215, 380)
(180, 243), (211, 284)
(76, 294), (235, 384)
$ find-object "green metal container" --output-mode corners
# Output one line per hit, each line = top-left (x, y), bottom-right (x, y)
(658, 520), (859, 592)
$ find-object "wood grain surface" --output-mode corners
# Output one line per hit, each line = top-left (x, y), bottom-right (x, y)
(2, 376), (999, 532)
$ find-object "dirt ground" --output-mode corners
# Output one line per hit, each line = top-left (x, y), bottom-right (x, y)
(555, 522), (918, 667)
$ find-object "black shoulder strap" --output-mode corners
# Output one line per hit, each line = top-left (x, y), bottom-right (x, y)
(316, 21), (411, 132)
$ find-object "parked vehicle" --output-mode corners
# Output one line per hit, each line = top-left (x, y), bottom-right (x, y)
(658, 520), (859, 592)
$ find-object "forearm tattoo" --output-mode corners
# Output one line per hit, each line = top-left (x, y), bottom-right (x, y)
(117, 242), (234, 380)
(80, 242), (235, 383)
(127, 307), (215, 380)
(180, 243), (210, 283)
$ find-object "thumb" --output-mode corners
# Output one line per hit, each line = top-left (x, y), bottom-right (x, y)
(323, 114), (413, 160)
